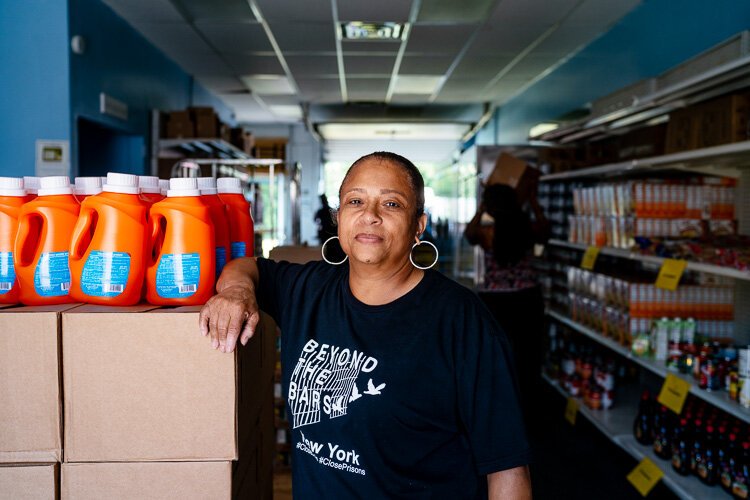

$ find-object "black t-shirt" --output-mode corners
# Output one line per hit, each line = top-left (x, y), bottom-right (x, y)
(256, 258), (531, 498)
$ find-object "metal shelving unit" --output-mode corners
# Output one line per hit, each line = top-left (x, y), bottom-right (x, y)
(542, 374), (724, 499)
(547, 310), (750, 424)
(158, 138), (252, 160)
(548, 239), (750, 281)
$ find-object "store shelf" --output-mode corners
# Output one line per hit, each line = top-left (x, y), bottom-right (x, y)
(548, 239), (750, 282)
(540, 140), (750, 182)
(547, 310), (750, 423)
(158, 138), (251, 159)
(543, 374), (725, 500)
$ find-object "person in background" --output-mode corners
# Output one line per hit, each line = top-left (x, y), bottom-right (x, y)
(314, 193), (337, 244)
(464, 180), (550, 413)
(200, 152), (532, 499)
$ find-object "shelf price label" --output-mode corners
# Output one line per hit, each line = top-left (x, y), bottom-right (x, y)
(657, 374), (691, 415)
(580, 246), (600, 270)
(564, 397), (578, 425)
(655, 259), (687, 291)
(627, 457), (664, 497)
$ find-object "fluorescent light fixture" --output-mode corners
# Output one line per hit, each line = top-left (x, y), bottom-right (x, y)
(269, 105), (303, 119)
(318, 123), (470, 140)
(340, 22), (404, 41)
(393, 75), (443, 95)
(529, 122), (559, 138)
(240, 75), (295, 95)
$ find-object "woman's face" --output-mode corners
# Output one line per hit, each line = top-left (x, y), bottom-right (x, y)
(337, 159), (426, 268)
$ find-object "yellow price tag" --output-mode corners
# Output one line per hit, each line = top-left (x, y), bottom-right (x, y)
(580, 246), (600, 270)
(564, 397), (578, 425)
(655, 259), (687, 291)
(657, 374), (691, 414)
(627, 457), (664, 497)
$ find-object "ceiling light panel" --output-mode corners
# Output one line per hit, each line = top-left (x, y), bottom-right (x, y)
(194, 21), (272, 52)
(269, 105), (303, 119)
(241, 75), (296, 95)
(393, 75), (443, 94)
(319, 123), (470, 140)
(337, 0), (413, 23)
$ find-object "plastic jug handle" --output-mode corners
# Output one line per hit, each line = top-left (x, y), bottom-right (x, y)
(70, 207), (94, 260)
(14, 214), (33, 267)
(148, 213), (163, 266)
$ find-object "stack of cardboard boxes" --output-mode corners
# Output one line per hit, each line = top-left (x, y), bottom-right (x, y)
(0, 304), (275, 499)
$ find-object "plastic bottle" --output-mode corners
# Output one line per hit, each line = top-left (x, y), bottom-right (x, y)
(69, 173), (148, 306)
(672, 417), (692, 475)
(217, 177), (253, 259)
(733, 442), (750, 499)
(22, 176), (40, 202)
(14, 176), (80, 305)
(722, 433), (740, 492)
(139, 176), (164, 205)
(653, 405), (672, 459)
(0, 177), (27, 304)
(146, 178), (215, 305)
(197, 177), (231, 279)
(633, 389), (653, 445)
(698, 424), (720, 485)
(691, 419), (705, 476)
(73, 177), (103, 203)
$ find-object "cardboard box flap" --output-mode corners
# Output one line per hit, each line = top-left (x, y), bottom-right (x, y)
(0, 463), (57, 500)
(66, 303), (160, 314)
(486, 152), (540, 189)
(0, 303), (81, 313)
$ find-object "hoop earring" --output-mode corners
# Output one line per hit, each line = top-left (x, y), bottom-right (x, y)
(410, 240), (438, 270)
(321, 236), (348, 265)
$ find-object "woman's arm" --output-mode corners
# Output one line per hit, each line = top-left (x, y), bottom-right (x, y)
(199, 257), (261, 353)
(487, 466), (532, 499)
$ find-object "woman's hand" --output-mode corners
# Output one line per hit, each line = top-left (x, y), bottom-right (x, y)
(199, 284), (260, 353)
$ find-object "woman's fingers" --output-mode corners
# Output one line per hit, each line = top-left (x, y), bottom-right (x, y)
(198, 288), (259, 353)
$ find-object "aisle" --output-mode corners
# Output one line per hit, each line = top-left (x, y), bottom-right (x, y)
(528, 381), (677, 500)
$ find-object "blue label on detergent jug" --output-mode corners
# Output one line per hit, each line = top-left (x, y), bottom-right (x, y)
(34, 251), (71, 297)
(80, 251), (131, 297)
(231, 241), (246, 259)
(0, 251), (15, 294)
(156, 253), (200, 298)
(216, 246), (227, 279)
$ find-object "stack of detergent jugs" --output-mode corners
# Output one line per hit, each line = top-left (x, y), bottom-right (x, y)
(0, 174), (253, 307)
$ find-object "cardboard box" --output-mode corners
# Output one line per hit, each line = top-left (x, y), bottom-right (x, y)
(61, 461), (231, 500)
(665, 106), (699, 153)
(486, 152), (540, 200)
(62, 306), (237, 462)
(0, 463), (57, 500)
(165, 119), (195, 139)
(0, 304), (77, 463)
(696, 92), (750, 148)
(188, 106), (215, 119)
(194, 115), (220, 138)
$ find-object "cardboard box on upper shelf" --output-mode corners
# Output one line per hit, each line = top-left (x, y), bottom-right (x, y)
(0, 463), (57, 500)
(62, 305), (237, 463)
(0, 304), (79, 463)
(61, 461), (231, 500)
(486, 152), (540, 201)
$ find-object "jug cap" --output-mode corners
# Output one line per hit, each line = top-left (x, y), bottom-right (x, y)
(22, 176), (41, 195)
(159, 179), (170, 196)
(104, 173), (140, 195)
(74, 177), (103, 196)
(38, 176), (74, 196)
(0, 177), (26, 197)
(197, 177), (218, 195)
(138, 176), (161, 194)
(167, 177), (201, 197)
(217, 177), (242, 194)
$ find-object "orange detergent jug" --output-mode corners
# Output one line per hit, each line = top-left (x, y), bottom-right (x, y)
(146, 178), (215, 305)
(0, 177), (27, 304)
(74, 177), (102, 203)
(14, 176), (80, 305)
(23, 176), (40, 202)
(159, 179), (169, 197)
(197, 177), (231, 278)
(217, 177), (254, 259)
(69, 173), (148, 305)
(139, 176), (164, 206)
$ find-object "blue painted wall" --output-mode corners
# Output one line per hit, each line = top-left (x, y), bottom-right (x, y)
(69, 0), (235, 176)
(0, 1), (71, 177)
(489, 0), (750, 144)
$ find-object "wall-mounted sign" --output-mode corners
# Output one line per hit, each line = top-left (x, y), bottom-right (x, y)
(35, 140), (70, 177)
(100, 92), (128, 121)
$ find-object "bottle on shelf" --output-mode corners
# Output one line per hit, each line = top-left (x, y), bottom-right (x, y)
(653, 405), (672, 460)
(722, 433), (740, 493)
(0, 177), (27, 304)
(733, 442), (750, 499)
(672, 417), (692, 476)
(634, 389), (653, 445)
(690, 418), (705, 476)
(697, 424), (720, 485)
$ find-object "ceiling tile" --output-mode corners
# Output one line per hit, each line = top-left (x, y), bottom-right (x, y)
(488, 0), (579, 25)
(103, 0), (184, 22)
(419, 0), (496, 23)
(195, 75), (247, 93)
(174, 0), (256, 22)
(170, 52), (235, 75)
(563, 0), (641, 26)
(337, 0), (413, 23)
(285, 55), (340, 77)
(129, 22), (212, 55)
(255, 0), (333, 22)
(346, 78), (390, 101)
(390, 94), (432, 104)
(502, 54), (561, 79)
(343, 55), (396, 75)
(450, 56), (513, 79)
(296, 79), (342, 103)
(398, 55), (454, 75)
(271, 21), (337, 51)
(223, 54), (284, 75)
(195, 21), (272, 52)
(341, 41), (401, 54)
(439, 79), (488, 94)
(262, 95), (301, 106)
(406, 24), (477, 55)
(469, 24), (543, 55)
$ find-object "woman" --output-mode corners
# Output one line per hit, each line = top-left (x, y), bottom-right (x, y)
(463, 182), (549, 412)
(200, 152), (532, 499)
